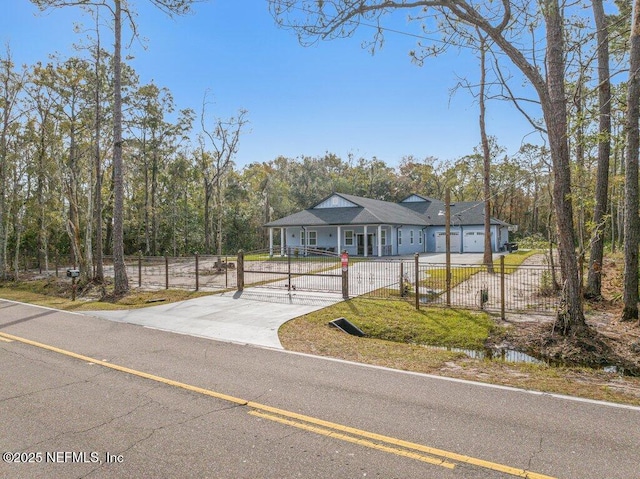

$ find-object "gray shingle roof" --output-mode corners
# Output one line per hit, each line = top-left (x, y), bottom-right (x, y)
(264, 193), (510, 228)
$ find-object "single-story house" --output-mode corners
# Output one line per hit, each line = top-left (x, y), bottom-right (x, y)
(264, 193), (512, 257)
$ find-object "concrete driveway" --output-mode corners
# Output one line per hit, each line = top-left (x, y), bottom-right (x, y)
(88, 289), (343, 350)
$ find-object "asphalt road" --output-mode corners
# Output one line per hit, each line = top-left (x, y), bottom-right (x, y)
(1, 299), (639, 479)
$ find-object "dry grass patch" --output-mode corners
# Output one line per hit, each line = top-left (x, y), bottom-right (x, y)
(0, 278), (217, 311)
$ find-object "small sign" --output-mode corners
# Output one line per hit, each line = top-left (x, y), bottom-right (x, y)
(341, 252), (349, 272)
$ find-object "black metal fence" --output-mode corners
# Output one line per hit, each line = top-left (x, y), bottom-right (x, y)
(238, 248), (345, 295)
(114, 254), (238, 291)
(14, 250), (560, 316)
(348, 256), (560, 316)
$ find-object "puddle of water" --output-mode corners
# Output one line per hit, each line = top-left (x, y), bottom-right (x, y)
(425, 345), (637, 376)
(426, 345), (544, 365)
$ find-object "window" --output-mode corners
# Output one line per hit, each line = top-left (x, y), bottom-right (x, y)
(419, 230), (423, 244)
(398, 230), (402, 245)
(300, 230), (317, 246)
(345, 230), (354, 246)
(380, 230), (386, 246)
(410, 230), (414, 245)
(308, 231), (317, 246)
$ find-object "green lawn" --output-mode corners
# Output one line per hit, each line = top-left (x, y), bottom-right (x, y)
(290, 297), (499, 350)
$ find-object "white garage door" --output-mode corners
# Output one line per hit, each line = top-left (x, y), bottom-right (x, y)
(435, 231), (461, 253)
(463, 231), (485, 253)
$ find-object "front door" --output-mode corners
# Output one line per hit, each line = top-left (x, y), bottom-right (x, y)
(357, 234), (374, 255)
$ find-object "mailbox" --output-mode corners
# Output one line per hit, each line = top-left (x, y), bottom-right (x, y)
(66, 269), (80, 278)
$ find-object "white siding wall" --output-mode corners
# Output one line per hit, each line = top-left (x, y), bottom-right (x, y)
(314, 195), (358, 209)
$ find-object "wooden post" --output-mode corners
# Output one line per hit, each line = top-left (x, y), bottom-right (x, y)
(288, 247), (292, 292)
(138, 251), (142, 288)
(237, 250), (244, 292)
(414, 253), (420, 310)
(445, 188), (451, 307)
(225, 255), (229, 289)
(500, 255), (506, 321)
(165, 253), (169, 290)
(399, 261), (405, 297)
(195, 253), (199, 291)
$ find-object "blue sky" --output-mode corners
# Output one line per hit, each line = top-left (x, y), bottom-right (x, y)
(1, 0), (541, 168)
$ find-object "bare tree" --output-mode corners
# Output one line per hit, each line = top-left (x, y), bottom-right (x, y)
(198, 95), (248, 255)
(477, 31), (494, 273)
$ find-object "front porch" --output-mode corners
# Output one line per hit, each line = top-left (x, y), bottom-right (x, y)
(268, 225), (397, 257)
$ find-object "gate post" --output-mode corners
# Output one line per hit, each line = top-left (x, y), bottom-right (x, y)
(414, 253), (420, 310)
(138, 251), (142, 287)
(195, 253), (199, 291)
(399, 261), (405, 297)
(500, 255), (505, 320)
(165, 253), (169, 290)
(237, 250), (244, 292)
(287, 247), (292, 292)
(341, 250), (349, 299)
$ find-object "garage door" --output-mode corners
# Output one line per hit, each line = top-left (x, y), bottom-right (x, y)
(435, 231), (461, 253)
(463, 231), (485, 253)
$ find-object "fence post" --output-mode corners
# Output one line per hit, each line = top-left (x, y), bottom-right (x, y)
(237, 250), (244, 292)
(287, 247), (292, 292)
(414, 253), (420, 310)
(500, 255), (505, 321)
(138, 251), (142, 288)
(165, 253), (169, 290)
(341, 250), (349, 300)
(225, 255), (229, 289)
(399, 261), (405, 297)
(195, 252), (199, 291)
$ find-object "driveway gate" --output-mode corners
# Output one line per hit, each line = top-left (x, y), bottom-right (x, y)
(238, 248), (347, 296)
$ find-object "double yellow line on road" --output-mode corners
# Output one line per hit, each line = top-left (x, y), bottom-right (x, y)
(0, 331), (556, 478)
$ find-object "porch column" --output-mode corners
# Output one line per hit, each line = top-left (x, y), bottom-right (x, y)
(280, 228), (286, 256)
(269, 228), (274, 256)
(337, 225), (341, 253)
(391, 226), (397, 255)
(363, 225), (368, 257)
(377, 225), (382, 257)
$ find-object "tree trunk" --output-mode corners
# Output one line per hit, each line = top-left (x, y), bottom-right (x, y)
(144, 149), (150, 255)
(151, 147), (158, 255)
(204, 177), (212, 253)
(542, 0), (586, 333)
(585, 0), (611, 300)
(112, 0), (129, 295)
(473, 0), (586, 332)
(215, 174), (223, 256)
(622, 0), (640, 321)
(478, 33), (494, 273)
(94, 20), (104, 283)
(574, 78), (586, 256)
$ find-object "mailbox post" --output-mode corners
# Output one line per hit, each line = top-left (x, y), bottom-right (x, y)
(66, 268), (80, 301)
